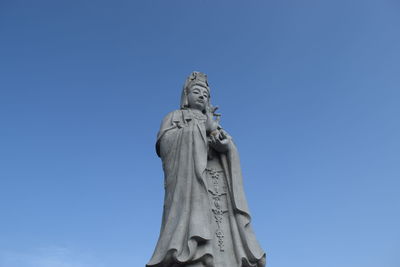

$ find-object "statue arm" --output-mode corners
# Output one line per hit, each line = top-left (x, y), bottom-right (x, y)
(156, 110), (183, 158)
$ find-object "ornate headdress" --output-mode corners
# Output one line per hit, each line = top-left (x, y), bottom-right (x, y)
(180, 71), (211, 109)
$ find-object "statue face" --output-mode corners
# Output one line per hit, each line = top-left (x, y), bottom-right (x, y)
(187, 85), (209, 111)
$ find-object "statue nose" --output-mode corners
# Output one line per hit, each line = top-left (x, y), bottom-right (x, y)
(199, 95), (204, 99)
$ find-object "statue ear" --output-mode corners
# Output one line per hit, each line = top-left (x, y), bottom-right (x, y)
(180, 87), (189, 108)
(183, 94), (189, 107)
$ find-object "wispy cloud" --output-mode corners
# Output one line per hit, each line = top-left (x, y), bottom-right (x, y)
(0, 246), (103, 267)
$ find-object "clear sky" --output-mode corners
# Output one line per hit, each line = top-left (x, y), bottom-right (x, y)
(1, 0), (399, 266)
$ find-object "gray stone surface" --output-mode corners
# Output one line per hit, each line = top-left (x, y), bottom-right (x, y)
(147, 72), (266, 267)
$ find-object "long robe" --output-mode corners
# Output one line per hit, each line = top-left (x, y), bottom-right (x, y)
(147, 109), (266, 267)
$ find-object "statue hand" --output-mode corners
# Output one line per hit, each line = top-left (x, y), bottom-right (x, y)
(209, 130), (230, 153)
(205, 106), (219, 134)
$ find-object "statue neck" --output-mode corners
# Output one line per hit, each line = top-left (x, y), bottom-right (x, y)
(188, 108), (206, 120)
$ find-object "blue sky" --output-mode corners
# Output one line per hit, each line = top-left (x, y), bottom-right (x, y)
(1, 0), (399, 266)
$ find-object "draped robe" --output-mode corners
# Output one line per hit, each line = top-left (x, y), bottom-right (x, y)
(147, 109), (266, 267)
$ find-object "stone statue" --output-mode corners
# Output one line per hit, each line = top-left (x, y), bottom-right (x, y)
(147, 72), (266, 267)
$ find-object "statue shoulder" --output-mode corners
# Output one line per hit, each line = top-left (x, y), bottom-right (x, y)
(160, 109), (193, 126)
(160, 110), (183, 126)
(162, 109), (181, 120)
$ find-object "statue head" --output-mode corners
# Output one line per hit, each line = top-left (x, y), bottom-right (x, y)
(180, 71), (211, 112)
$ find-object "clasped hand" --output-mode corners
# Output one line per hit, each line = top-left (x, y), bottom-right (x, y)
(209, 130), (230, 153)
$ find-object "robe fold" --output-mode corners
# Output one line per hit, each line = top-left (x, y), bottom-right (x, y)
(147, 109), (266, 267)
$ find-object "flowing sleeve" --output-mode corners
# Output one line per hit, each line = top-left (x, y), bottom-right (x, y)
(155, 110), (183, 158)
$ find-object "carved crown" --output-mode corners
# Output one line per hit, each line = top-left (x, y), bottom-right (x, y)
(184, 71), (210, 92)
